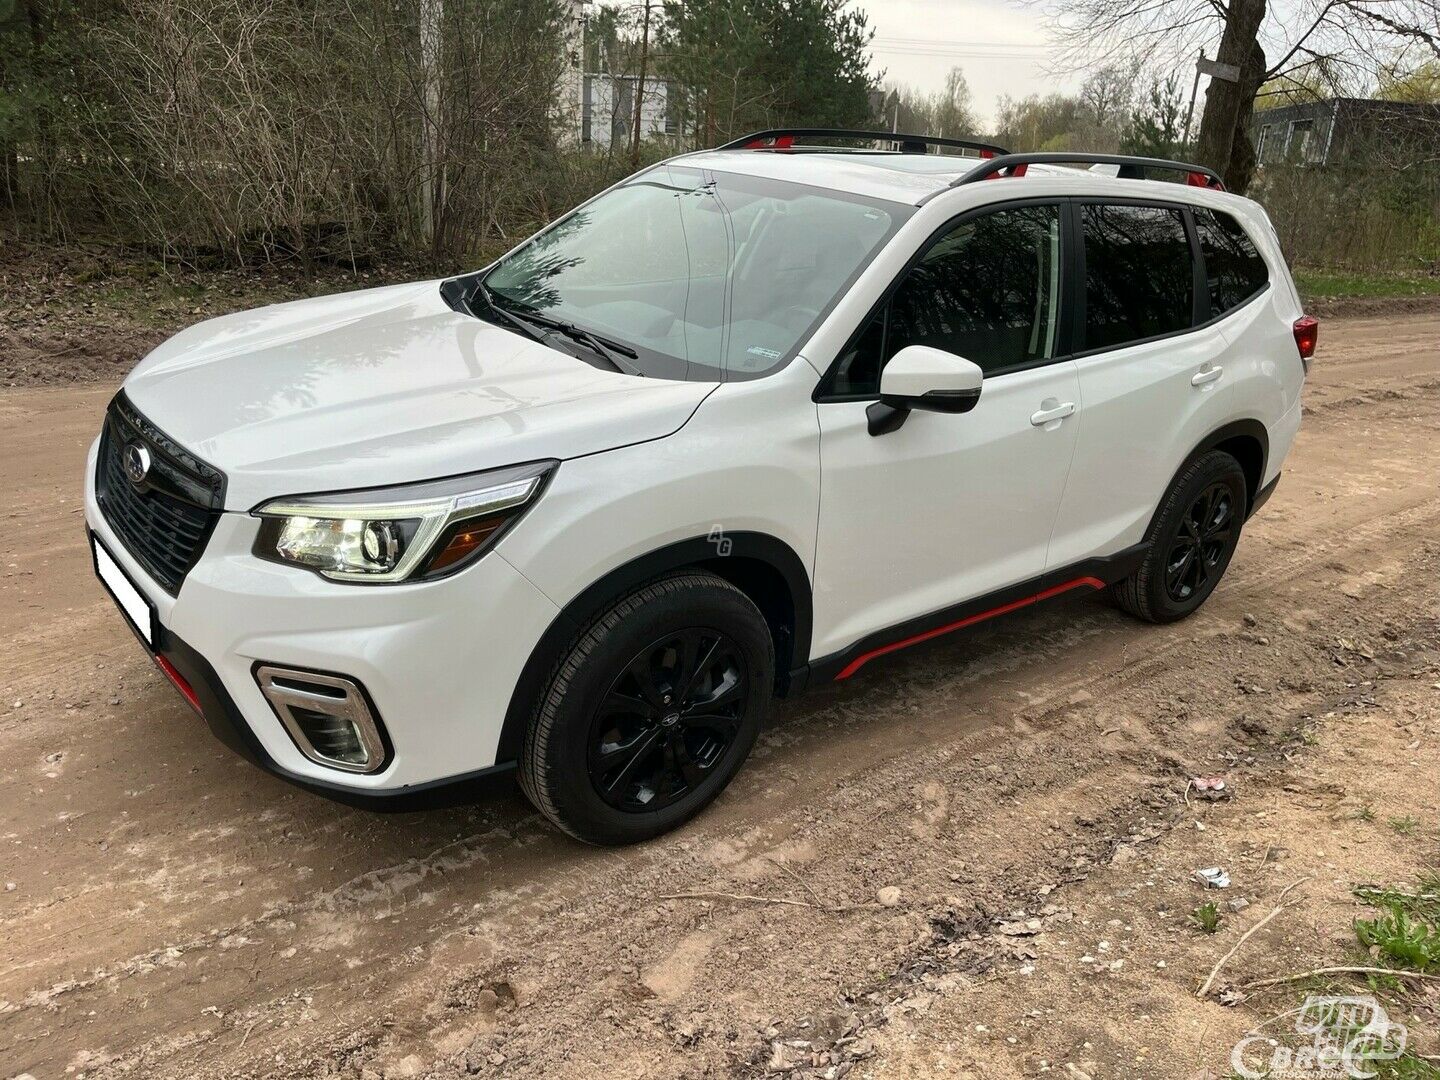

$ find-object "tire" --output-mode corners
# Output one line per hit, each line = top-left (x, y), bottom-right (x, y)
(518, 572), (774, 845)
(1111, 450), (1248, 624)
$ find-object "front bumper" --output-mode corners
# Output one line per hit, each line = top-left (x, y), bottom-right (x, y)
(84, 439), (560, 803)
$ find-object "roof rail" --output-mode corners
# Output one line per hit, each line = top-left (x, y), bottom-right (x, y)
(718, 128), (1010, 158)
(953, 152), (1225, 190)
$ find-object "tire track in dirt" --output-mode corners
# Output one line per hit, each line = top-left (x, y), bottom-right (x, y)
(35, 448), (1440, 1077)
(1, 313), (1436, 1078)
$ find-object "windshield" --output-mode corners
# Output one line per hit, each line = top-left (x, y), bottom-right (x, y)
(481, 164), (911, 380)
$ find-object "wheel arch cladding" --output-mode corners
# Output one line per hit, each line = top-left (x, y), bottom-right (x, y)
(1170, 420), (1268, 518)
(1139, 421), (1266, 546)
(1209, 431), (1266, 510)
(495, 532), (813, 764)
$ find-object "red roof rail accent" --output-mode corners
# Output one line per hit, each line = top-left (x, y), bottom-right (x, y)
(742, 134), (796, 150)
(984, 162), (1028, 180)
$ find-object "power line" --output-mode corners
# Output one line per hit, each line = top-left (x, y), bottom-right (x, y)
(870, 47), (1052, 61)
(872, 36), (1049, 50)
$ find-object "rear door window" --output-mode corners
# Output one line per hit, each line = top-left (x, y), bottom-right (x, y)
(1193, 208), (1269, 316)
(1080, 203), (1194, 351)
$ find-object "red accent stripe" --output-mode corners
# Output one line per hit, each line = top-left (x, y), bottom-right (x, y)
(833, 576), (1106, 680)
(155, 654), (203, 716)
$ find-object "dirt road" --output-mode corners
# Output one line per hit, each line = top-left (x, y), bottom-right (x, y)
(2, 313), (1437, 1079)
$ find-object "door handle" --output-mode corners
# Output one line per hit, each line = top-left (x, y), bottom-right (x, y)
(1191, 364), (1224, 386)
(1030, 401), (1075, 426)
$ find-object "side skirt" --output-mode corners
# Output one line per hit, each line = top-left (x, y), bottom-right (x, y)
(795, 543), (1149, 687)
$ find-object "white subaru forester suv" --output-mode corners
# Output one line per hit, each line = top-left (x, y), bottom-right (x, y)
(86, 130), (1313, 844)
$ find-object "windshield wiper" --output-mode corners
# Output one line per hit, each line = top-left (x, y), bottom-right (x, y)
(543, 320), (646, 378)
(470, 282), (646, 378)
(468, 281), (554, 349)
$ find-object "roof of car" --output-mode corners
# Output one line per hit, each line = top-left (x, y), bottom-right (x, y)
(678, 147), (1233, 208)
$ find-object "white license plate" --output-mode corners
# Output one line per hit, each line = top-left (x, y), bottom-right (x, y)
(93, 536), (156, 647)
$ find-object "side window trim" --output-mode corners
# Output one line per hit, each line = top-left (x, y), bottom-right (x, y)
(813, 196), (1074, 402)
(1182, 206), (1210, 326)
(1063, 198), (1087, 361)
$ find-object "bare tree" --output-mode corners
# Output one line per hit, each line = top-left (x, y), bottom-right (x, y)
(1046, 0), (1440, 191)
(884, 67), (981, 142)
(1079, 65), (1133, 131)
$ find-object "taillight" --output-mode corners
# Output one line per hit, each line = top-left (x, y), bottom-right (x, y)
(1293, 315), (1318, 361)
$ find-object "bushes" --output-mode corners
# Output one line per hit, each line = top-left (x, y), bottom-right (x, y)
(1256, 163), (1440, 272)
(1, 0), (644, 267)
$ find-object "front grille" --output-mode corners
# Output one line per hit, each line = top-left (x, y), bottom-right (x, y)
(96, 393), (225, 595)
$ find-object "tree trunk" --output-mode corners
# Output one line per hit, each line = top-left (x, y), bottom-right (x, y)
(419, 0), (444, 253)
(1, 143), (18, 216)
(629, 0), (652, 169)
(1194, 0), (1267, 193)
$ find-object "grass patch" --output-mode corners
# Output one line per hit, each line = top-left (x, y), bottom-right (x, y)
(1226, 1000), (1440, 1079)
(1190, 901), (1223, 934)
(1388, 816), (1421, 836)
(1355, 904), (1440, 970)
(1293, 267), (1440, 301)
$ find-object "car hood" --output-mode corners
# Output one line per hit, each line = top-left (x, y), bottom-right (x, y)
(122, 281), (716, 510)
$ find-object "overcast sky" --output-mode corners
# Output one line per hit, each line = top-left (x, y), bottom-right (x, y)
(857, 0), (1079, 127)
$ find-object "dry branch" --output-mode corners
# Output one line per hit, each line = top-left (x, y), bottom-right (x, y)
(1196, 877), (1310, 999)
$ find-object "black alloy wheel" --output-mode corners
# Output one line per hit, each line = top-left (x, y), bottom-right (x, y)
(1164, 481), (1236, 603)
(1111, 449), (1248, 624)
(588, 629), (748, 812)
(518, 571), (773, 845)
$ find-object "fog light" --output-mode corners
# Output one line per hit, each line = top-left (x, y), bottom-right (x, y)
(254, 666), (388, 774)
(290, 707), (369, 766)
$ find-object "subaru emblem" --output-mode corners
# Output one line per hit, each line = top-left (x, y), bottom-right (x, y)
(123, 443), (152, 486)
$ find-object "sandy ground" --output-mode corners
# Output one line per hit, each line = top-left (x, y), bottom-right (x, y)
(1, 312), (1438, 1079)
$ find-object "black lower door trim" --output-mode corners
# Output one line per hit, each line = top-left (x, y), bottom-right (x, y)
(799, 543), (1148, 685)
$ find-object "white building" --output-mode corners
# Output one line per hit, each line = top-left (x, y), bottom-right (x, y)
(556, 0), (675, 148)
(582, 74), (671, 148)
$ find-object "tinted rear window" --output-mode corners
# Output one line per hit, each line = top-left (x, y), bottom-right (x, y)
(1081, 203), (1194, 351)
(1194, 208), (1268, 315)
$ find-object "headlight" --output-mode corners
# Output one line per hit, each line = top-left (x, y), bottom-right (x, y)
(252, 461), (555, 583)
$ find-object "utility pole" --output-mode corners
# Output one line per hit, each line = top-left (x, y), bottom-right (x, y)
(1182, 50), (1204, 150)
